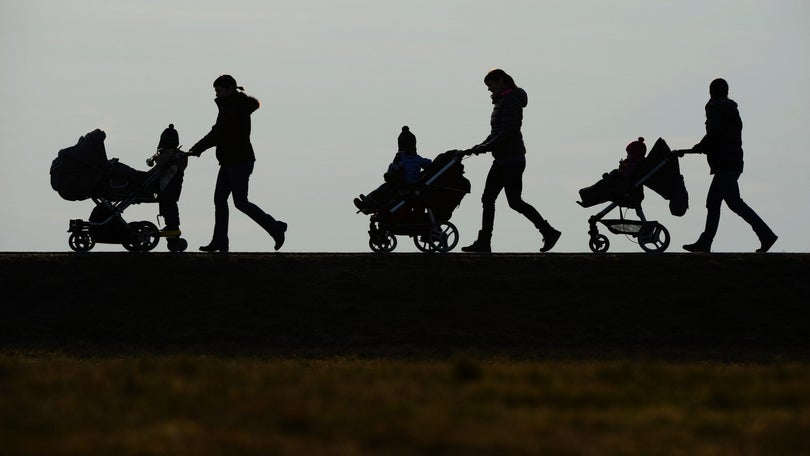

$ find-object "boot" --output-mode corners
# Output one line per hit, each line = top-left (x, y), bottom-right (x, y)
(683, 235), (711, 253)
(199, 242), (228, 253)
(756, 233), (778, 253)
(540, 227), (561, 253)
(461, 231), (491, 253)
(271, 221), (287, 251)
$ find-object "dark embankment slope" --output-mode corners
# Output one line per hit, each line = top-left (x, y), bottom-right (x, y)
(1, 253), (808, 360)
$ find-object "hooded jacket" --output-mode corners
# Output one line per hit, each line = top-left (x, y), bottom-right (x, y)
(477, 86), (529, 164)
(191, 91), (260, 166)
(692, 98), (744, 174)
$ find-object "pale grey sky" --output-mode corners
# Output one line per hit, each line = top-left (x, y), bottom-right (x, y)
(1, 0), (808, 252)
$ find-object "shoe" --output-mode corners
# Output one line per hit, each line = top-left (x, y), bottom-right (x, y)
(540, 228), (561, 253)
(683, 241), (710, 253)
(159, 226), (181, 238)
(199, 243), (228, 253)
(461, 239), (491, 253)
(756, 234), (778, 253)
(271, 221), (287, 251)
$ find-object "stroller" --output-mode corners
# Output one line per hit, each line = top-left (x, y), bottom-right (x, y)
(577, 138), (688, 253)
(50, 126), (190, 252)
(359, 150), (471, 253)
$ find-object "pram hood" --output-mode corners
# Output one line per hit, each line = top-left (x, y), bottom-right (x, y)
(50, 128), (154, 202)
(50, 129), (110, 201)
(640, 138), (689, 216)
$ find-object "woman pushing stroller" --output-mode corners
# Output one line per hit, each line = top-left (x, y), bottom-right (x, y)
(461, 68), (561, 253)
(189, 74), (287, 252)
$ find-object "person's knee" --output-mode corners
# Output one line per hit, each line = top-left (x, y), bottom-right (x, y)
(506, 195), (527, 212)
(705, 196), (722, 211)
(481, 193), (497, 208)
(725, 196), (748, 213)
(233, 196), (252, 213)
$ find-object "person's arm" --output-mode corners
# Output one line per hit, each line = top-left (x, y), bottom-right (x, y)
(471, 95), (521, 153)
(189, 112), (222, 156)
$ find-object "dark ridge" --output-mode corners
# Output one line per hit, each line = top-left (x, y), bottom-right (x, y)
(1, 253), (808, 361)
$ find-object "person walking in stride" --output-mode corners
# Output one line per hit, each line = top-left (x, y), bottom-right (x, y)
(678, 78), (777, 253)
(189, 75), (287, 252)
(462, 69), (561, 253)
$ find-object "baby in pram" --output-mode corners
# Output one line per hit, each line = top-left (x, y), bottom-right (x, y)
(353, 126), (432, 214)
(579, 136), (648, 207)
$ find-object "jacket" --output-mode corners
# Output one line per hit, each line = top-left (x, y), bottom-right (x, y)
(477, 86), (529, 164)
(387, 152), (432, 184)
(692, 98), (744, 174)
(191, 92), (260, 166)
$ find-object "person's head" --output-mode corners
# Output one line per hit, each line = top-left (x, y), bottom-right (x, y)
(625, 137), (646, 158)
(484, 68), (515, 94)
(709, 78), (729, 100)
(398, 126), (417, 154)
(213, 74), (244, 99)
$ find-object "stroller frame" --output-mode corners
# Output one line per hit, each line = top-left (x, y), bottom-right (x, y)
(67, 149), (190, 253)
(583, 155), (673, 254)
(367, 151), (467, 253)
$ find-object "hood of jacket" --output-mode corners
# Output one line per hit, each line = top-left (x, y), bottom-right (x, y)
(215, 91), (260, 113)
(492, 86), (528, 107)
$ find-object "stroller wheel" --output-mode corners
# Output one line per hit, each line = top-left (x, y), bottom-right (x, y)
(68, 232), (95, 252)
(414, 221), (459, 253)
(638, 222), (670, 253)
(123, 221), (160, 252)
(167, 237), (188, 253)
(369, 231), (397, 253)
(588, 234), (610, 254)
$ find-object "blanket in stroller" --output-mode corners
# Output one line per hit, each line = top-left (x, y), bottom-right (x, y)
(50, 129), (148, 201)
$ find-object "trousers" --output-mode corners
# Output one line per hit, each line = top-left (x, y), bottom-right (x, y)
(212, 161), (277, 245)
(480, 161), (550, 236)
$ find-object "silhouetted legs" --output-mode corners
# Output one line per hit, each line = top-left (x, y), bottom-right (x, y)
(463, 160), (560, 252)
(158, 172), (183, 231)
(480, 161), (552, 236)
(691, 171), (775, 249)
(211, 162), (278, 247)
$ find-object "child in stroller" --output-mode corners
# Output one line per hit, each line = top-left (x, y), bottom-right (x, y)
(354, 126), (432, 214)
(50, 125), (190, 252)
(577, 137), (688, 253)
(353, 127), (471, 253)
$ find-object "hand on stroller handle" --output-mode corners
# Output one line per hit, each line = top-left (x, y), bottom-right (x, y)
(146, 148), (194, 167)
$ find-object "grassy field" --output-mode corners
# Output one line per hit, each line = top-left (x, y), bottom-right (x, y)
(3, 355), (810, 455)
(2, 253), (810, 454)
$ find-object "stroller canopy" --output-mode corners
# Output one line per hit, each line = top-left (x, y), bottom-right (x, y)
(50, 129), (110, 201)
(640, 138), (689, 216)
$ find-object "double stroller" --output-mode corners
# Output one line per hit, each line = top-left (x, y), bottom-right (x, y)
(50, 126), (190, 252)
(577, 138), (689, 253)
(358, 150), (471, 253)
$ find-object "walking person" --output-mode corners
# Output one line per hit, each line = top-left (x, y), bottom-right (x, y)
(461, 68), (561, 253)
(678, 78), (777, 253)
(189, 74), (287, 252)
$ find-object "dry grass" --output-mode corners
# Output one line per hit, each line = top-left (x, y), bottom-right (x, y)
(2, 354), (809, 455)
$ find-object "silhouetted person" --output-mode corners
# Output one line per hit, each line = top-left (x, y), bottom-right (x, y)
(461, 69), (560, 253)
(678, 78), (777, 253)
(353, 126), (432, 213)
(189, 75), (287, 252)
(155, 124), (186, 237)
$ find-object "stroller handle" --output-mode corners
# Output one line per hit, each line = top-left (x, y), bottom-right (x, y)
(146, 147), (192, 167)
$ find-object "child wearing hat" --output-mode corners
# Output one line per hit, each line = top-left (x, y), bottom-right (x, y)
(354, 126), (432, 213)
(618, 137), (646, 178)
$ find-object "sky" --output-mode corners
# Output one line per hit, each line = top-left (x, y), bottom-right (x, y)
(1, 0), (808, 253)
